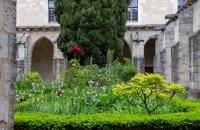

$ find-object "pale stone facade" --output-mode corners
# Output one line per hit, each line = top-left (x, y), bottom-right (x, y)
(126, 0), (177, 26)
(125, 0), (178, 73)
(0, 0), (16, 129)
(154, 0), (200, 99)
(17, 0), (58, 27)
(126, 0), (200, 99)
(16, 0), (65, 81)
(16, 0), (180, 80)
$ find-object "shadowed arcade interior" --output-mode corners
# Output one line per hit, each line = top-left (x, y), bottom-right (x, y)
(31, 38), (53, 80)
(123, 41), (132, 59)
(144, 39), (155, 73)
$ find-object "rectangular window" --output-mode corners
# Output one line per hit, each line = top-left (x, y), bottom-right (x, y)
(48, 0), (56, 22)
(128, 0), (138, 22)
(178, 0), (185, 9)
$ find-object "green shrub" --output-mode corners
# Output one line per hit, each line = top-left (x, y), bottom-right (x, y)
(16, 61), (136, 115)
(23, 71), (42, 85)
(113, 73), (186, 114)
(113, 58), (136, 81)
(16, 80), (30, 90)
(15, 98), (200, 130)
(16, 80), (33, 103)
(16, 71), (42, 91)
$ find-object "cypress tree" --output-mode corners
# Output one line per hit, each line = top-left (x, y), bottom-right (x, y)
(55, 0), (129, 65)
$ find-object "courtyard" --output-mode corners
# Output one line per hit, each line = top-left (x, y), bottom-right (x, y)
(1, 0), (200, 129)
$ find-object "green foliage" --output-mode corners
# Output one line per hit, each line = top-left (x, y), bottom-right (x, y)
(16, 80), (30, 90)
(106, 49), (115, 65)
(16, 72), (42, 103)
(69, 59), (80, 66)
(113, 73), (186, 114)
(16, 69), (177, 115)
(16, 61), (136, 115)
(15, 98), (200, 130)
(55, 0), (129, 65)
(113, 59), (136, 81)
(23, 71), (42, 85)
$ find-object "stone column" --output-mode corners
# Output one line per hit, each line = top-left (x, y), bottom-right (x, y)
(189, 32), (200, 99)
(53, 43), (66, 81)
(0, 0), (16, 130)
(162, 22), (175, 83)
(16, 33), (29, 81)
(176, 7), (193, 88)
(154, 33), (164, 75)
(16, 43), (25, 80)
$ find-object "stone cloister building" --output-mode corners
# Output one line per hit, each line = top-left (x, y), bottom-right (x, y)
(16, 0), (182, 81)
(15, 0), (200, 99)
(1, 0), (200, 129)
(154, 0), (200, 99)
(125, 0), (200, 99)
(16, 0), (65, 81)
(124, 0), (179, 73)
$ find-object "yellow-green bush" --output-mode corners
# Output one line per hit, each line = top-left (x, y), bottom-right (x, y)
(113, 74), (186, 114)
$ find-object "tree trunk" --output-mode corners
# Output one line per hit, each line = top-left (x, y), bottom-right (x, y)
(0, 0), (16, 130)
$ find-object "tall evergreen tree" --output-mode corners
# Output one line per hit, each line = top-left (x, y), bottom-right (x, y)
(55, 0), (129, 65)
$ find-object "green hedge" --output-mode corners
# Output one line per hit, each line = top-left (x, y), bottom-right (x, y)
(15, 97), (200, 130)
(14, 112), (200, 130)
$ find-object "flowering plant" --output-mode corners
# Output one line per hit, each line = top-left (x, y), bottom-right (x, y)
(113, 73), (186, 114)
(69, 46), (81, 53)
(56, 86), (63, 97)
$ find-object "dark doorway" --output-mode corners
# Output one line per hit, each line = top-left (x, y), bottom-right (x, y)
(123, 41), (131, 59)
(144, 39), (156, 73)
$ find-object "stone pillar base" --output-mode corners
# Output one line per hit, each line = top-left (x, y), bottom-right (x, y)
(53, 58), (65, 81)
(188, 88), (200, 100)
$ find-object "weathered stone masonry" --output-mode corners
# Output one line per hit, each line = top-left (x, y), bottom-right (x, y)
(0, 0), (16, 129)
(155, 0), (200, 99)
(16, 27), (65, 81)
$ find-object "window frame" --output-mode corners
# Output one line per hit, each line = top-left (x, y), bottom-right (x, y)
(178, 0), (185, 9)
(128, 0), (138, 22)
(48, 0), (56, 23)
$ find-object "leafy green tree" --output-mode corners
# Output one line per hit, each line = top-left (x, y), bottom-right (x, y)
(113, 74), (186, 114)
(55, 0), (129, 65)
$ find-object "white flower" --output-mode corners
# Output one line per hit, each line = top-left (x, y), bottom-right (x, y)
(88, 80), (95, 84)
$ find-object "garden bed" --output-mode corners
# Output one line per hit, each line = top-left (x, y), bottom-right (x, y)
(15, 97), (200, 130)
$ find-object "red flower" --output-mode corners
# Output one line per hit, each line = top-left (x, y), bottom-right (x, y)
(70, 46), (81, 53)
(56, 89), (63, 97)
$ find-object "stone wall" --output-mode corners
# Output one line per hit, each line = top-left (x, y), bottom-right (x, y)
(189, 31), (200, 99)
(126, 0), (177, 26)
(124, 28), (161, 73)
(154, 1), (196, 99)
(163, 22), (176, 83)
(16, 28), (65, 81)
(193, 0), (200, 32)
(171, 42), (180, 83)
(17, 0), (59, 26)
(188, 0), (200, 100)
(175, 6), (193, 87)
(0, 0), (16, 129)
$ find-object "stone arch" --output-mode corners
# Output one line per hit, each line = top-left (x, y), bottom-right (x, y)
(123, 40), (132, 59)
(31, 37), (54, 80)
(144, 39), (156, 73)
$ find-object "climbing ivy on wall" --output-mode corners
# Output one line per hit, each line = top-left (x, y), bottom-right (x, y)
(55, 0), (129, 65)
